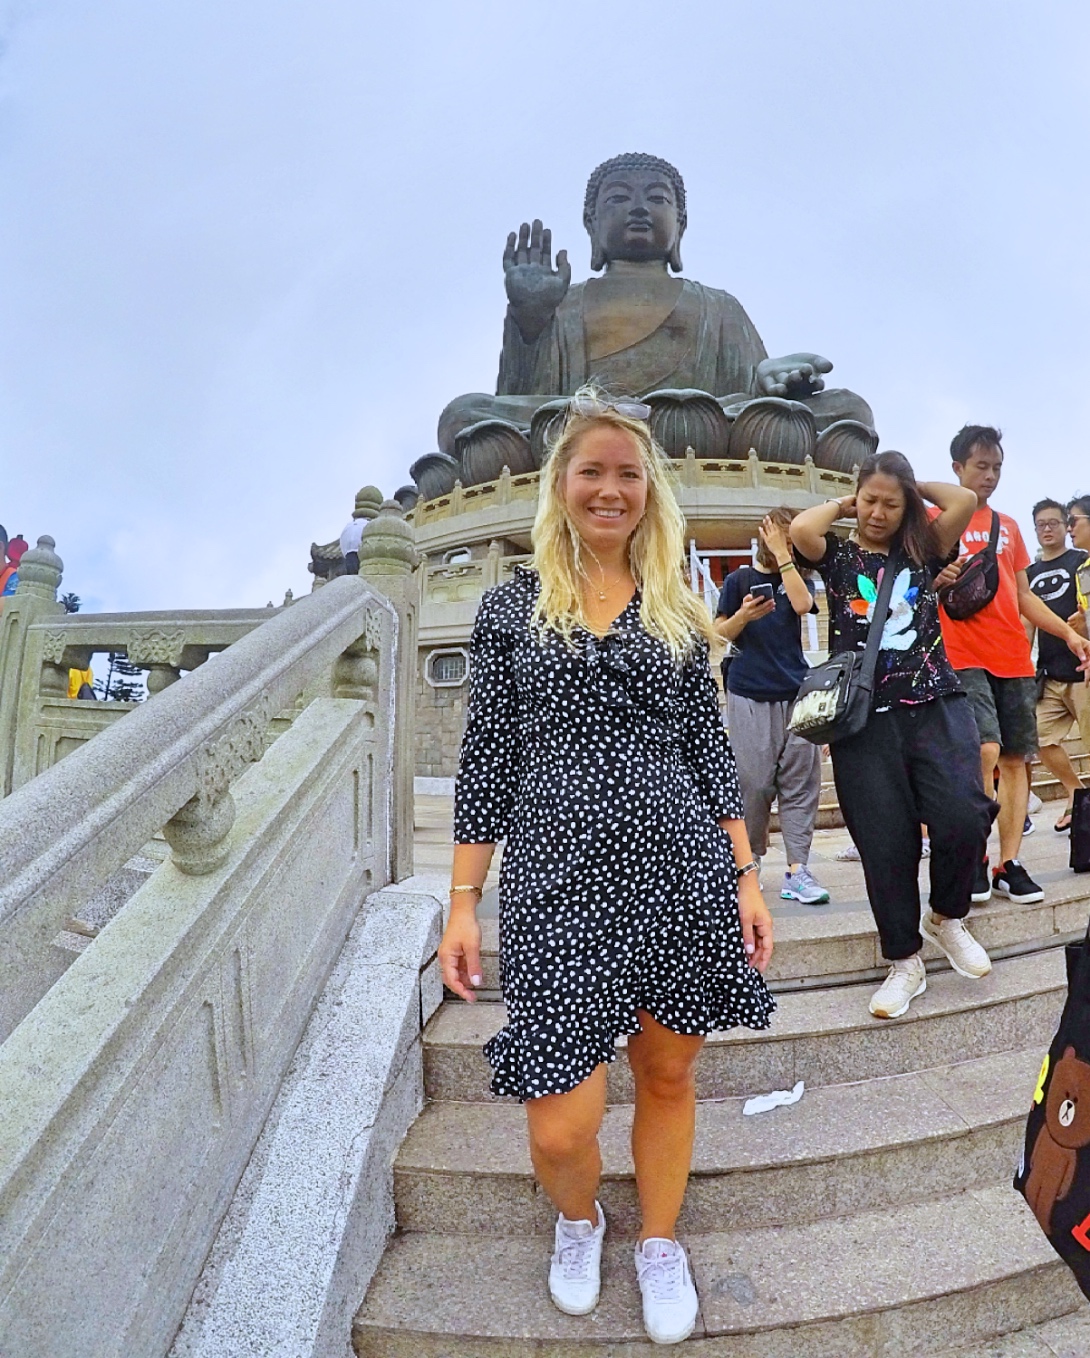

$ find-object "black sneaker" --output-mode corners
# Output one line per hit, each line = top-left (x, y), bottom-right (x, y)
(971, 857), (992, 903)
(1023, 814), (1036, 838)
(992, 859), (1045, 904)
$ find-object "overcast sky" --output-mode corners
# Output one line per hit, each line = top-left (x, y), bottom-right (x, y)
(1, 0), (1088, 612)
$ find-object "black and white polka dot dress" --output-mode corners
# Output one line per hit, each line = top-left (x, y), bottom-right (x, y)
(454, 567), (775, 1101)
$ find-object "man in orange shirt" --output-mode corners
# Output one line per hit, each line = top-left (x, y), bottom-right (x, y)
(937, 427), (1090, 905)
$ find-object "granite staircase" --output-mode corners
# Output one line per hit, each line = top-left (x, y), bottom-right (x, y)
(354, 817), (1090, 1356)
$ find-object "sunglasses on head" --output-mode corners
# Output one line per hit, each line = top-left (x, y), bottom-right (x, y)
(568, 394), (651, 422)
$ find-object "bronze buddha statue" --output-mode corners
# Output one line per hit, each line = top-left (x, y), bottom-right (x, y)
(421, 153), (876, 496)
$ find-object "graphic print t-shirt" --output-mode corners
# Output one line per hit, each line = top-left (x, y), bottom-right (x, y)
(799, 534), (962, 710)
(716, 566), (816, 703)
(927, 506), (1034, 678)
(1027, 549), (1086, 682)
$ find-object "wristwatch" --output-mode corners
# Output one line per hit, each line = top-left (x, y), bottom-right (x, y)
(736, 860), (759, 878)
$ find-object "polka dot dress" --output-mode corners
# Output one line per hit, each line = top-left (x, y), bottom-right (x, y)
(454, 568), (775, 1101)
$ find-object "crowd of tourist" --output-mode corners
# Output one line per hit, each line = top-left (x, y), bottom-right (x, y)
(437, 392), (1090, 1344)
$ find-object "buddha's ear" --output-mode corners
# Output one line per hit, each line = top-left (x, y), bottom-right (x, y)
(590, 239), (606, 272)
(668, 237), (684, 273)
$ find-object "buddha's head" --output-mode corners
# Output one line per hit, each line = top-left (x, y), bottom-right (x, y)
(583, 153), (687, 273)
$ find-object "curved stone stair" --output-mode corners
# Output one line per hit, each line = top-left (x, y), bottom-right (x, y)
(354, 805), (1090, 1355)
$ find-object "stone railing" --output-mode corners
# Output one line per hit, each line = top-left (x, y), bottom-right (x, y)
(408, 451), (855, 531)
(0, 506), (425, 1356)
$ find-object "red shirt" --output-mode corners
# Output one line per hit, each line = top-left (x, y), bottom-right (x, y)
(928, 505), (1034, 678)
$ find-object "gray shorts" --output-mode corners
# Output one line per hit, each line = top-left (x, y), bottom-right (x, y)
(956, 668), (1038, 756)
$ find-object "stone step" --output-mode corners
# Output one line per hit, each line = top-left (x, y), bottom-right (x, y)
(395, 1047), (1042, 1237)
(353, 1187), (1083, 1357)
(423, 948), (1066, 1103)
(469, 873), (1090, 999)
(926, 1305), (1090, 1355)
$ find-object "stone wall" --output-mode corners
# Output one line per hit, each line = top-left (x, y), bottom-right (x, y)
(414, 655), (466, 779)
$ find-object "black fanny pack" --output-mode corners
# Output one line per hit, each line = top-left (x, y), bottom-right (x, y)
(788, 551), (900, 745)
(938, 511), (1000, 621)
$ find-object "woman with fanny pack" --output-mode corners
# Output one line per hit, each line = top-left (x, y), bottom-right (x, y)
(790, 450), (996, 1019)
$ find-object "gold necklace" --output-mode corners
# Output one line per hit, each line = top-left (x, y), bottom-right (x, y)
(593, 569), (628, 601)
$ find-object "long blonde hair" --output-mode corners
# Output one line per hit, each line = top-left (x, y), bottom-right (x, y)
(530, 390), (713, 660)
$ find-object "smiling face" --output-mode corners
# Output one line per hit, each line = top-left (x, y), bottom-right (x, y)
(953, 442), (1003, 505)
(561, 423), (649, 559)
(855, 471), (906, 550)
(592, 168), (681, 266)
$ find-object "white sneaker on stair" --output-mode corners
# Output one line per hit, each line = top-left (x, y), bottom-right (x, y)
(920, 910), (992, 979)
(548, 1203), (605, 1316)
(869, 954), (927, 1019)
(634, 1236), (698, 1344)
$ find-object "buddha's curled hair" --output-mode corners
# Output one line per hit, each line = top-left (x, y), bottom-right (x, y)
(530, 386), (713, 662)
(583, 153), (687, 234)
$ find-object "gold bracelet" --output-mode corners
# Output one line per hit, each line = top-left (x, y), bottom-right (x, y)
(779, 560), (797, 574)
(449, 884), (483, 897)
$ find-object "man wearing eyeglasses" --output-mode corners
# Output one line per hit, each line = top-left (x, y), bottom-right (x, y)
(1025, 499), (1090, 833)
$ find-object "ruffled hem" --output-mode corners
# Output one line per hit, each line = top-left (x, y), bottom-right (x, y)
(483, 974), (776, 1102)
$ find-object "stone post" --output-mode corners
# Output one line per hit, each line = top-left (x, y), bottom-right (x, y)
(358, 501), (419, 883)
(0, 537), (64, 797)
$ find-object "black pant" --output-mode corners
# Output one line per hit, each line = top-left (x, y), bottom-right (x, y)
(832, 694), (997, 960)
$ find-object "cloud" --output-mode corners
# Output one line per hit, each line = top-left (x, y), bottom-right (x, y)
(1, 0), (1088, 611)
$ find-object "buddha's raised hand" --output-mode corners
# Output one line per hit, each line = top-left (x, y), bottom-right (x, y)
(757, 352), (834, 399)
(503, 219), (571, 343)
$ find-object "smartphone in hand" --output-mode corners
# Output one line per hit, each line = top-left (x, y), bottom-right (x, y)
(749, 582), (775, 604)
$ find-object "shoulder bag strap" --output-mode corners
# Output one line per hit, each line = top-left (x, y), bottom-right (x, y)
(858, 551), (901, 693)
(987, 510), (1001, 554)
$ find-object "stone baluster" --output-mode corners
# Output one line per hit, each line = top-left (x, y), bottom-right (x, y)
(0, 537), (66, 796)
(127, 627), (187, 697)
(486, 539), (502, 588)
(15, 535), (63, 602)
(163, 695), (275, 875)
(358, 500), (419, 883)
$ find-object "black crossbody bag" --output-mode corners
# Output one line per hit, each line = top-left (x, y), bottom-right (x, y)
(937, 510), (1000, 621)
(787, 551), (900, 746)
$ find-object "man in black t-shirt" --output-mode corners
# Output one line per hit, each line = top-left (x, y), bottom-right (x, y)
(1025, 498), (1089, 831)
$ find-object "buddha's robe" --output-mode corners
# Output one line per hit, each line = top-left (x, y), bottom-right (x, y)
(496, 279), (766, 402)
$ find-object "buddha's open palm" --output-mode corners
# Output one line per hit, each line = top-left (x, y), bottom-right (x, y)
(503, 219), (571, 340)
(757, 352), (833, 398)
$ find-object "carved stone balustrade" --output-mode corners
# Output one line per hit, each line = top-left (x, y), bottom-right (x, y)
(0, 573), (400, 1038)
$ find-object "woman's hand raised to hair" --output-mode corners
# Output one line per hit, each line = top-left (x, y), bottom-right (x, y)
(737, 874), (774, 972)
(438, 906), (483, 1003)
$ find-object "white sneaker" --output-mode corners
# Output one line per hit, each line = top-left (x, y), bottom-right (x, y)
(869, 955), (927, 1019)
(635, 1237), (698, 1344)
(921, 911), (992, 979)
(835, 841), (862, 862)
(549, 1203), (605, 1315)
(1028, 790), (1044, 815)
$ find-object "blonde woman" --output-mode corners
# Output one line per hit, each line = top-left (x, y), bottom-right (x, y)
(438, 388), (774, 1346)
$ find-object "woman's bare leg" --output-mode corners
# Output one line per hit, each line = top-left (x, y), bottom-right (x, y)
(524, 1064), (607, 1223)
(628, 1011), (705, 1242)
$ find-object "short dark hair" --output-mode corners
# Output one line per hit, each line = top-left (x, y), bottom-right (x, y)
(1067, 494), (1090, 520)
(856, 450), (939, 568)
(0, 524), (7, 546)
(950, 425), (1003, 466)
(1032, 498), (1066, 522)
(583, 153), (687, 234)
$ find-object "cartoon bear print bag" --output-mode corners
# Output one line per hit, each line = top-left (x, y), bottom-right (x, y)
(1015, 922), (1090, 1296)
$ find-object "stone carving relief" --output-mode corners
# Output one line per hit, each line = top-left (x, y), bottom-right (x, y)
(127, 627), (187, 668)
(362, 605), (386, 654)
(195, 692), (276, 811)
(40, 630), (69, 665)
